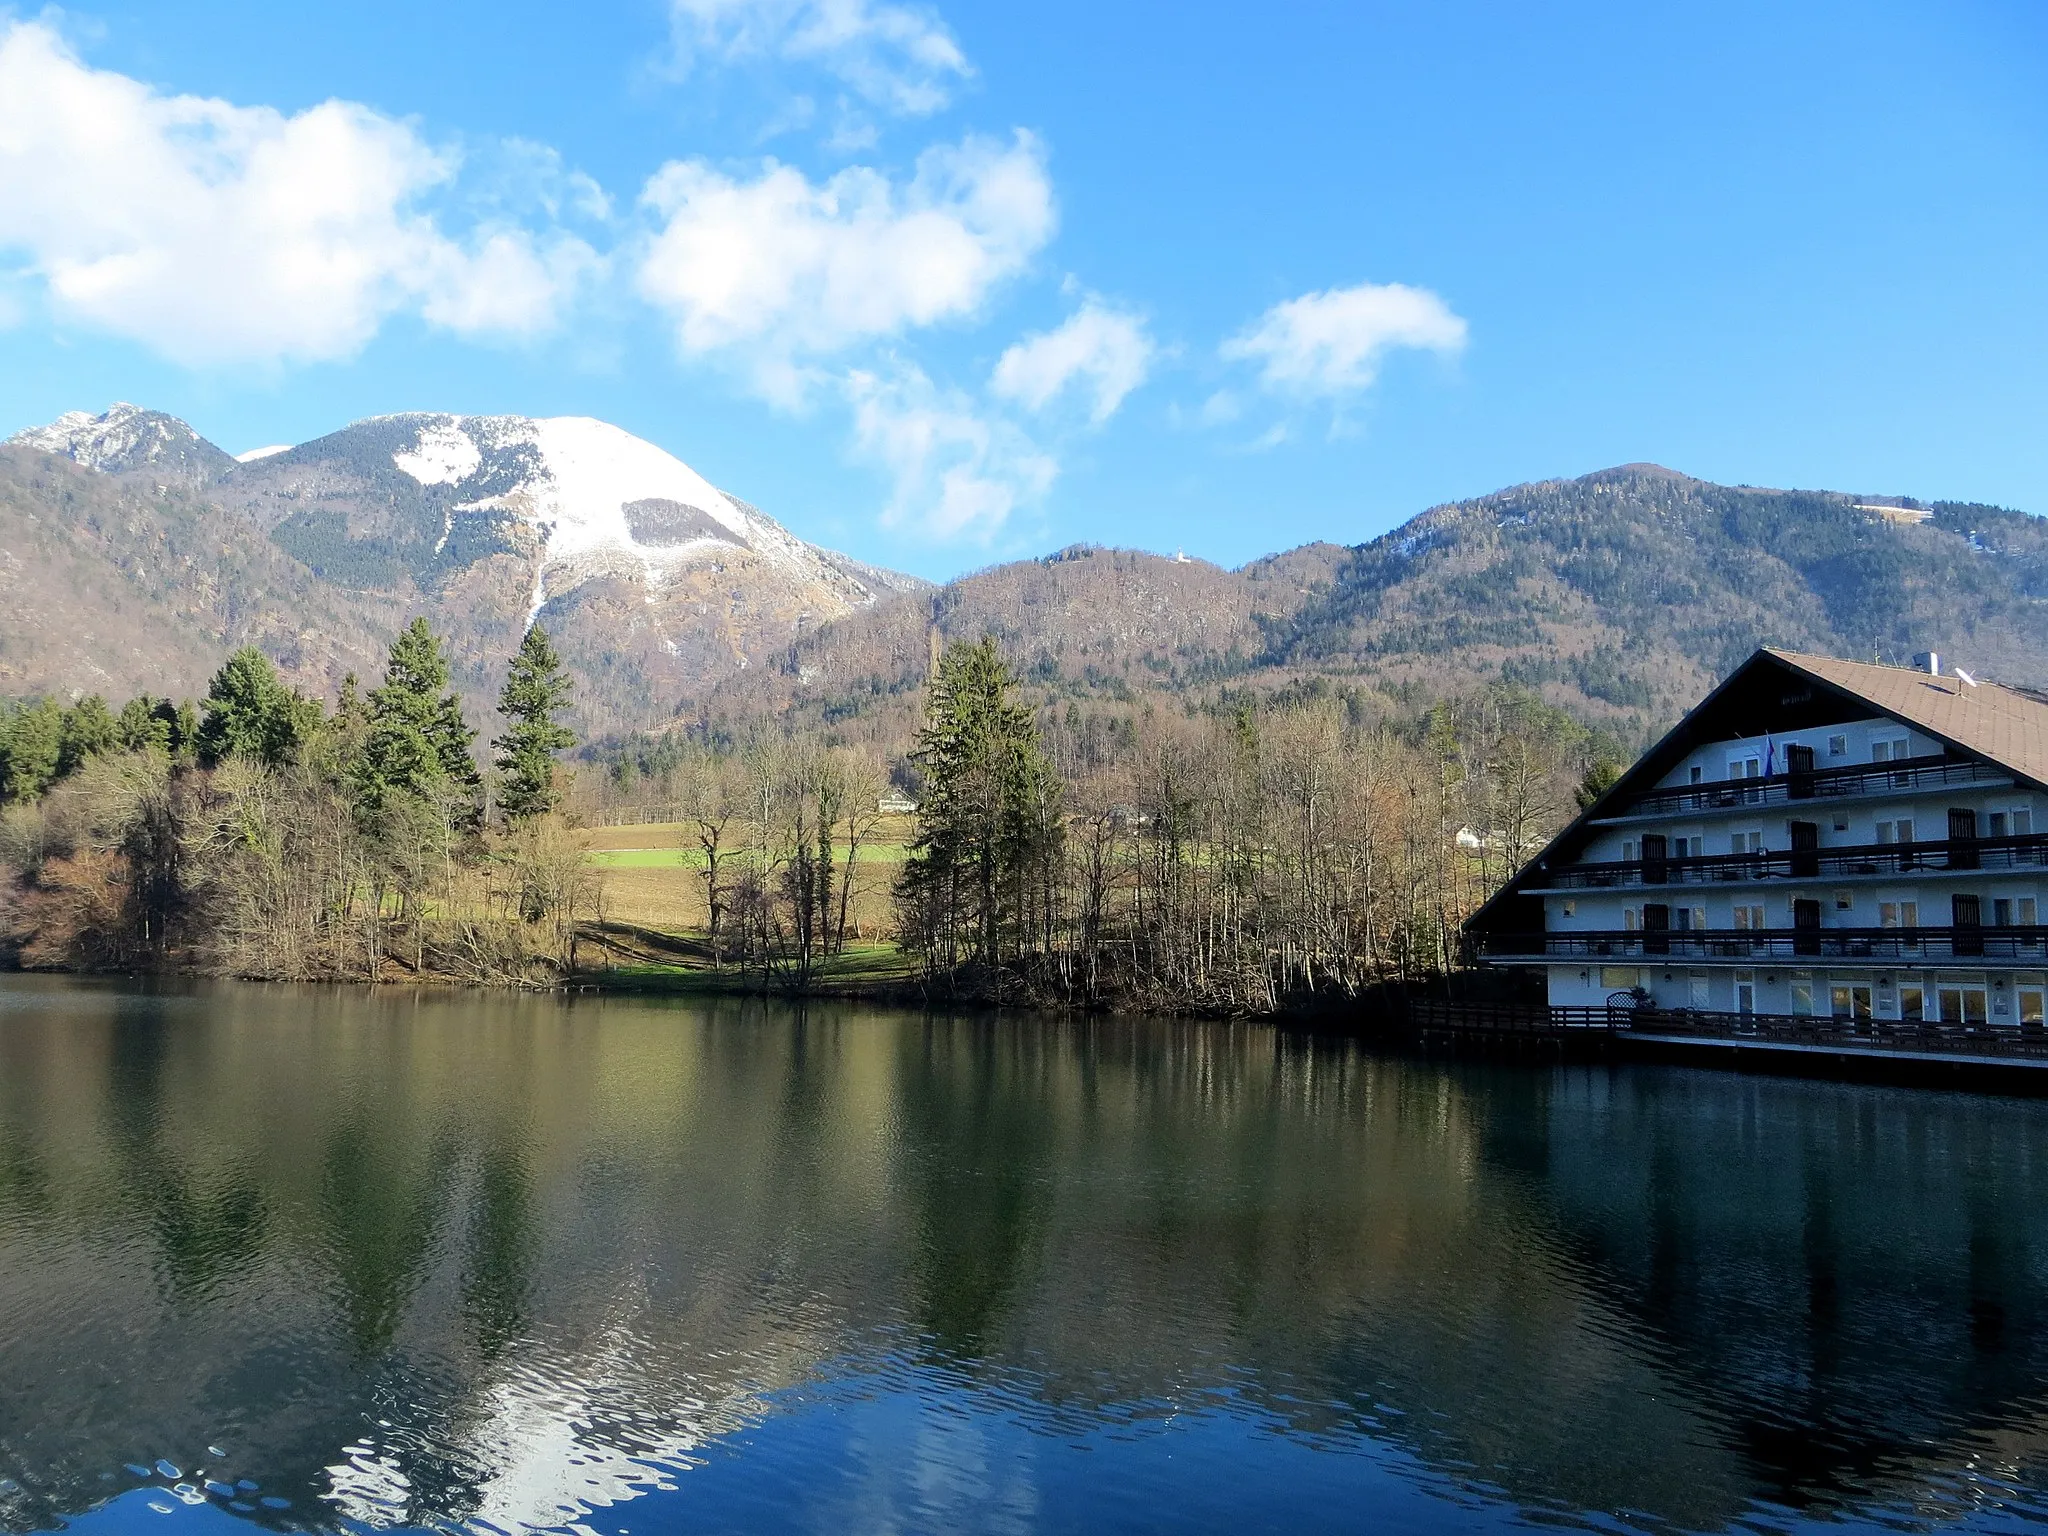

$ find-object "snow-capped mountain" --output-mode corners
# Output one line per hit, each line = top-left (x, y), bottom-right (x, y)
(220, 411), (922, 619)
(2, 405), (925, 729)
(7, 402), (236, 479)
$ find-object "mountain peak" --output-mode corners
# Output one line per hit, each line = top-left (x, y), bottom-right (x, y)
(7, 403), (235, 480)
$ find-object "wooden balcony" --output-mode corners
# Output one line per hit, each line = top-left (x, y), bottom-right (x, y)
(1593, 754), (2007, 821)
(1535, 832), (2048, 890)
(1478, 926), (2048, 965)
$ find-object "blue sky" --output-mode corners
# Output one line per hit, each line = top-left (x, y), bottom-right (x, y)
(0, 1), (2043, 580)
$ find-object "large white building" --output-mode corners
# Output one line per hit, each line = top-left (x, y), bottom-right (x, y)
(1468, 648), (2048, 1037)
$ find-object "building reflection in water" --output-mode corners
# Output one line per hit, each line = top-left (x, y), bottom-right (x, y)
(1, 976), (2047, 1532)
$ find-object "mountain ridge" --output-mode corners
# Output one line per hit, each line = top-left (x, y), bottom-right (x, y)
(3, 404), (928, 730)
(5, 404), (2044, 752)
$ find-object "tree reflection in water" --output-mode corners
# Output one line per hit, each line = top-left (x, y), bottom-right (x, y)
(1, 975), (2047, 1534)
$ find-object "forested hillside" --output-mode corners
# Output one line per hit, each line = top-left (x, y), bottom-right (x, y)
(695, 465), (2048, 764)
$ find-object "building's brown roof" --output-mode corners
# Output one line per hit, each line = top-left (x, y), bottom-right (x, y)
(1767, 648), (2048, 789)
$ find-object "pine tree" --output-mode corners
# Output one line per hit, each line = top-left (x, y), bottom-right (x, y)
(197, 648), (322, 767)
(0, 698), (64, 803)
(896, 637), (1062, 970)
(493, 625), (576, 824)
(357, 619), (478, 817)
(116, 695), (178, 754)
(56, 696), (119, 776)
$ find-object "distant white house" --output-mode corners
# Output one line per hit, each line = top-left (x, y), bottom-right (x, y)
(879, 791), (919, 815)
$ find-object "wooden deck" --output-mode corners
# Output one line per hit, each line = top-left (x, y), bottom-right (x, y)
(1404, 1000), (2048, 1078)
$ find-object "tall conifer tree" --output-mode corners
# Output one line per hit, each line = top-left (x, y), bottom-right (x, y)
(357, 619), (479, 817)
(493, 624), (576, 825)
(897, 637), (1062, 969)
(196, 647), (322, 767)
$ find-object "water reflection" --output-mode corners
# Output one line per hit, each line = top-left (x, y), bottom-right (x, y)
(2, 975), (2048, 1533)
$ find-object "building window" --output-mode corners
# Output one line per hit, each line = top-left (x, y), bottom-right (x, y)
(1732, 830), (1762, 855)
(1830, 984), (1873, 1021)
(1561, 899), (1577, 918)
(1991, 812), (2009, 837)
(1938, 986), (1989, 1027)
(1872, 737), (1911, 763)
(1736, 973), (1756, 1013)
(1879, 901), (1920, 929)
(1688, 973), (1710, 1008)
(1622, 839), (1637, 863)
(1730, 756), (1762, 780)
(1600, 967), (1640, 989)
(1900, 984), (1926, 1023)
(1996, 898), (2013, 926)
(2016, 809), (2034, 836)
(1624, 908), (1639, 932)
(1791, 974), (1815, 1015)
(1828, 734), (1848, 757)
(1834, 889), (1854, 912)
(1876, 818), (1915, 844)
(2022, 897), (2039, 925)
(1689, 765), (1703, 784)
(2022, 987), (2046, 1029)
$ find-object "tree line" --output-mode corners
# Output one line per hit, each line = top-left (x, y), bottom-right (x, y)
(585, 637), (1607, 1012)
(0, 621), (581, 981)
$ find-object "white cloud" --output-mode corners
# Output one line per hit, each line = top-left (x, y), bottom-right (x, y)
(636, 132), (1053, 403)
(669, 0), (971, 116)
(990, 300), (1152, 424)
(0, 20), (595, 365)
(1222, 281), (1467, 396)
(845, 364), (1055, 541)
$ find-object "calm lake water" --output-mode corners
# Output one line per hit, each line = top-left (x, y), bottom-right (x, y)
(5, 977), (2048, 1535)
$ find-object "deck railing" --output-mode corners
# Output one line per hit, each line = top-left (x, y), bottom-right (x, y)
(1407, 1001), (2048, 1059)
(1598, 754), (2007, 820)
(1479, 926), (2048, 964)
(1537, 832), (2048, 890)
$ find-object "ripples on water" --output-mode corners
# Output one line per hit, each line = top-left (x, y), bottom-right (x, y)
(4, 975), (2048, 1534)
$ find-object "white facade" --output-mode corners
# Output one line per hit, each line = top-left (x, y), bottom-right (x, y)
(1491, 710), (2048, 1031)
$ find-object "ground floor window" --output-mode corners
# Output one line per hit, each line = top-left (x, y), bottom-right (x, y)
(1791, 973), (1815, 1015)
(2022, 986), (2046, 1029)
(1830, 984), (1874, 1022)
(1938, 985), (1989, 1026)
(1735, 972), (1756, 1013)
(1600, 967), (1640, 990)
(1688, 972), (1709, 1008)
(1900, 984), (1926, 1023)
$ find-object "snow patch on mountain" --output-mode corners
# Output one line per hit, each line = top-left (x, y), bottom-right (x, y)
(395, 422), (483, 486)
(235, 444), (292, 463)
(7, 402), (234, 478)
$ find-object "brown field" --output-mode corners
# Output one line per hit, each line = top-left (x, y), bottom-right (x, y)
(580, 820), (908, 940)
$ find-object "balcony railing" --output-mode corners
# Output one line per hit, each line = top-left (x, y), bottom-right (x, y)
(1538, 832), (2048, 890)
(1598, 754), (2007, 820)
(1479, 926), (2048, 964)
(1407, 1001), (2048, 1060)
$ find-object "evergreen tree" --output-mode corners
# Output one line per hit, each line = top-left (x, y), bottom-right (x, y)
(1574, 758), (1624, 811)
(493, 625), (576, 824)
(197, 647), (322, 767)
(358, 619), (478, 816)
(56, 695), (119, 776)
(0, 698), (64, 803)
(896, 637), (1063, 969)
(116, 695), (178, 754)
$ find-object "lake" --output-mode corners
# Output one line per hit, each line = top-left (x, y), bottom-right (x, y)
(4, 974), (2048, 1534)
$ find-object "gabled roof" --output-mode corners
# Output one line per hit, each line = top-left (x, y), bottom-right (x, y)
(1464, 646), (2048, 934)
(1764, 648), (2048, 788)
